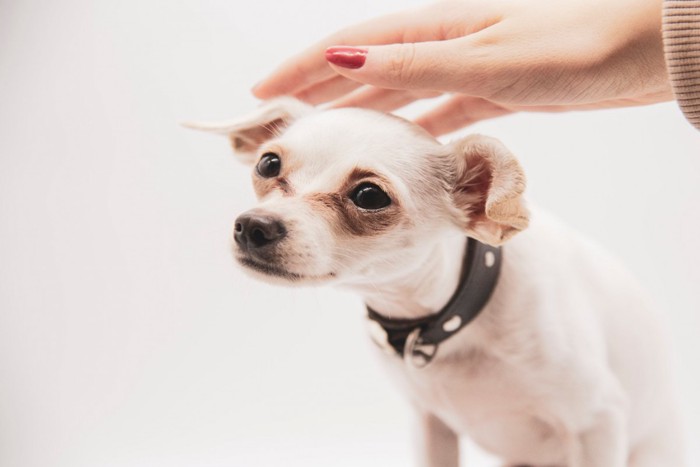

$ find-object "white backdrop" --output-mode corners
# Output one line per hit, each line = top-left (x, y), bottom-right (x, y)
(1, 1), (699, 466)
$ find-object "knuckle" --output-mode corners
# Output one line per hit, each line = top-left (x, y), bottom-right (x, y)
(385, 43), (419, 85)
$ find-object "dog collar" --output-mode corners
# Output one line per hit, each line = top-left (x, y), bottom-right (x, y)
(366, 238), (502, 368)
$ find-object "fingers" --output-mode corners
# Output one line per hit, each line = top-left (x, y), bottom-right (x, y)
(414, 95), (513, 136)
(293, 76), (363, 105)
(252, 7), (429, 99)
(413, 93), (669, 137)
(252, 41), (336, 100)
(331, 87), (441, 112)
(324, 37), (489, 94)
(252, 3), (501, 100)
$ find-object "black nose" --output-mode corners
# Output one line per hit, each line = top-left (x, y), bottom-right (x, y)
(234, 212), (286, 251)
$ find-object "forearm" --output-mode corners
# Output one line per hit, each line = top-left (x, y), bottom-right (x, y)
(663, 0), (700, 130)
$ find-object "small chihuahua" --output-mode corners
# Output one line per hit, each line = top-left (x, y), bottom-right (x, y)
(185, 98), (683, 467)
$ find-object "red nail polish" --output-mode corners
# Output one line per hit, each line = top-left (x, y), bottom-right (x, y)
(325, 46), (368, 69)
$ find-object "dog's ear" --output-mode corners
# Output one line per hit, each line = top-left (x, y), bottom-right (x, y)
(446, 135), (529, 246)
(182, 97), (314, 164)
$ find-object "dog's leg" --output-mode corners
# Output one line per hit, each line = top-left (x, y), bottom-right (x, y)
(568, 408), (627, 467)
(415, 412), (459, 467)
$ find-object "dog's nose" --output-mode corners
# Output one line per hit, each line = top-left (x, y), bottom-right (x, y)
(234, 212), (286, 251)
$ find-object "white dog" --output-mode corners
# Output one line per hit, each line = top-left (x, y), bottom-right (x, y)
(185, 98), (683, 467)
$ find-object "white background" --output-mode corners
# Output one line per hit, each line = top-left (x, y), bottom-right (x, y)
(1, 0), (699, 466)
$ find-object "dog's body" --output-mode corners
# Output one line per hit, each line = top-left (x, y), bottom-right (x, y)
(186, 98), (683, 466)
(376, 210), (682, 467)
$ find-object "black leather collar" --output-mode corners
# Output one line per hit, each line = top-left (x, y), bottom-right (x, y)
(366, 238), (502, 367)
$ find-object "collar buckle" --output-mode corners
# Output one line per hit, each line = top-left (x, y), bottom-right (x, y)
(405, 328), (437, 368)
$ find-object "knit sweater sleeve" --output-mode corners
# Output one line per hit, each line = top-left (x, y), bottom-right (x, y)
(663, 1), (700, 130)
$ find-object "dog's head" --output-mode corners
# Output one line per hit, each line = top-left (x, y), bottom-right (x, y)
(185, 98), (528, 286)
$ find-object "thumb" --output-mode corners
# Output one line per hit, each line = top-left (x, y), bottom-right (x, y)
(325, 40), (481, 93)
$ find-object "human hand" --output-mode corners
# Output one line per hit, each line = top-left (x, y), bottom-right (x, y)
(252, 0), (673, 136)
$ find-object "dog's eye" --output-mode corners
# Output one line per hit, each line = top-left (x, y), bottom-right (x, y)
(351, 183), (391, 210)
(256, 152), (281, 178)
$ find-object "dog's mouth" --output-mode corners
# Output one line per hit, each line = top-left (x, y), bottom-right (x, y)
(238, 256), (304, 280)
(236, 255), (336, 283)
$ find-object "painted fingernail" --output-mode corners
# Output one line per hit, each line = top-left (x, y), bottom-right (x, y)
(325, 46), (368, 69)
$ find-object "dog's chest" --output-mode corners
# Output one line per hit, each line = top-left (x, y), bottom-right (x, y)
(378, 350), (567, 465)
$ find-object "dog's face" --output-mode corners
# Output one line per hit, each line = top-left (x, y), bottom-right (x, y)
(185, 98), (529, 286)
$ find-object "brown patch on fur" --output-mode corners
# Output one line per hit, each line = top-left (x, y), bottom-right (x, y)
(344, 167), (382, 185)
(305, 167), (403, 237)
(306, 192), (402, 237)
(276, 177), (293, 195)
(252, 174), (286, 198)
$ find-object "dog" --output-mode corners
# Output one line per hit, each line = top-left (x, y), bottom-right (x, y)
(185, 97), (684, 467)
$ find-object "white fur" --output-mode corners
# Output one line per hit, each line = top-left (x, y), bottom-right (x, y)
(186, 99), (684, 467)
(387, 209), (683, 466)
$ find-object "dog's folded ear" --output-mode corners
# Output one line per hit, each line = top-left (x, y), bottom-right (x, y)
(181, 97), (314, 164)
(447, 135), (530, 246)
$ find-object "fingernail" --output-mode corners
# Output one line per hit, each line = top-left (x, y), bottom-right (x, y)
(325, 46), (368, 69)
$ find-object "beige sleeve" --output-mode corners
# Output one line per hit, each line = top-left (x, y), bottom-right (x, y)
(663, 1), (700, 130)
